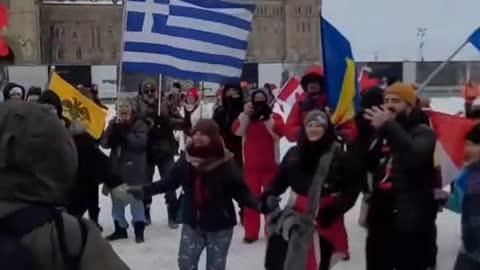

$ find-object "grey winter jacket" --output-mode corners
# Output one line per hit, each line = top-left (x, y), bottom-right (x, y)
(101, 118), (148, 186)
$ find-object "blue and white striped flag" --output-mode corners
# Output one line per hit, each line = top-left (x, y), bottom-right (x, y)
(122, 0), (255, 83)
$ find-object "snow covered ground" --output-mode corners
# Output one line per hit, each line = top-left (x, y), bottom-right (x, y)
(98, 98), (464, 270)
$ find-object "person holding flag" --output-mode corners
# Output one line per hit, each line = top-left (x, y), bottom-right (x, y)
(284, 18), (359, 144)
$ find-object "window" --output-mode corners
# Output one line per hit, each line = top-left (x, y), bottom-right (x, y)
(72, 31), (78, 40)
(57, 47), (64, 60)
(297, 7), (301, 15)
(108, 26), (113, 37)
(306, 22), (311, 32)
(302, 22), (305, 32)
(76, 48), (82, 60)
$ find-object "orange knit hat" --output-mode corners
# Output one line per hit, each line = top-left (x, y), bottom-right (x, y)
(385, 82), (417, 106)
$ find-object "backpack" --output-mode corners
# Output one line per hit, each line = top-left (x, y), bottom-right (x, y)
(0, 206), (87, 270)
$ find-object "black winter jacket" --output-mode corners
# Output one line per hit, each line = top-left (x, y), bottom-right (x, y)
(367, 112), (437, 233)
(145, 153), (258, 232)
(263, 145), (361, 222)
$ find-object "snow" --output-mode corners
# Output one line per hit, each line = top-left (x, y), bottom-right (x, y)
(98, 98), (464, 270)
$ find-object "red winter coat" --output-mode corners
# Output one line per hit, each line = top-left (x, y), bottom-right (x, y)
(232, 112), (284, 171)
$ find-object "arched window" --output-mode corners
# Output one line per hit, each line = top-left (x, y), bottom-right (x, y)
(76, 48), (82, 60)
(57, 47), (64, 60)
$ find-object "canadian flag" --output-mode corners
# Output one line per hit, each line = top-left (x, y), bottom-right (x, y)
(277, 76), (304, 106)
(428, 111), (476, 187)
(359, 66), (381, 94)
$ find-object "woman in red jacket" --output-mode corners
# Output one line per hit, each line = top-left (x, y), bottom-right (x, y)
(232, 89), (285, 243)
(285, 65), (358, 143)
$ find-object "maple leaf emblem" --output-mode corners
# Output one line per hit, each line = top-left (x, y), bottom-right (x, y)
(62, 97), (91, 122)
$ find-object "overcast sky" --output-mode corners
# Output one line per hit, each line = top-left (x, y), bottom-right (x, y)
(323, 0), (480, 62)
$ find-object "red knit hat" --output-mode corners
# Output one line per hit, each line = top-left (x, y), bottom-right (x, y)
(187, 88), (200, 100)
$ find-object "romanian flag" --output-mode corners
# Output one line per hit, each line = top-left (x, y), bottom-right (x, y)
(49, 72), (107, 139)
(321, 18), (357, 126)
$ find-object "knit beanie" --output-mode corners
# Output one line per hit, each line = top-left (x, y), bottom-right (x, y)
(304, 110), (329, 128)
(385, 82), (417, 106)
(189, 119), (224, 158)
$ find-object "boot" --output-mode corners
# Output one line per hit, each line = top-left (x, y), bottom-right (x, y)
(134, 222), (146, 244)
(145, 206), (151, 226)
(168, 219), (179, 229)
(106, 221), (128, 241)
(92, 219), (104, 232)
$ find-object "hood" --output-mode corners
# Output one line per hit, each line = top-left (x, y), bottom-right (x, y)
(137, 79), (158, 96)
(3, 83), (26, 100)
(185, 148), (234, 172)
(300, 65), (325, 91)
(0, 101), (78, 207)
(38, 90), (63, 119)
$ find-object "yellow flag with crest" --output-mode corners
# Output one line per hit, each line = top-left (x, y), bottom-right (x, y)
(49, 72), (107, 139)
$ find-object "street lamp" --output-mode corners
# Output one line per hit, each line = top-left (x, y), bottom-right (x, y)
(417, 27), (427, 62)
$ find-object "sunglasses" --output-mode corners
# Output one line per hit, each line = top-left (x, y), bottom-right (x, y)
(143, 89), (156, 95)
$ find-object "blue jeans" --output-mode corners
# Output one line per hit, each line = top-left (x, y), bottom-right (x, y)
(178, 225), (233, 270)
(111, 197), (146, 228)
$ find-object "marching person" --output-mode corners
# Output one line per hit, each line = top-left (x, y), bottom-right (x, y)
(135, 80), (183, 228)
(179, 87), (211, 152)
(128, 119), (260, 270)
(451, 123), (480, 270)
(261, 110), (361, 270)
(284, 65), (358, 143)
(0, 101), (130, 270)
(101, 97), (148, 243)
(2, 83), (25, 101)
(232, 88), (284, 243)
(364, 83), (437, 270)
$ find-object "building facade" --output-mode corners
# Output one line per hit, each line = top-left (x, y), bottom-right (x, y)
(1, 0), (321, 65)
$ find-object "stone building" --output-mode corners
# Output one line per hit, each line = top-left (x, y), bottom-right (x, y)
(39, 4), (123, 65)
(1, 0), (320, 65)
(0, 0), (42, 64)
(246, 0), (322, 63)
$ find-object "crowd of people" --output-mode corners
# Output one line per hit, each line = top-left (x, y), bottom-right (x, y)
(0, 66), (479, 270)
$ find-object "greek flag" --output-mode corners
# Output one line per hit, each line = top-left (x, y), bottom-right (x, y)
(122, 0), (255, 83)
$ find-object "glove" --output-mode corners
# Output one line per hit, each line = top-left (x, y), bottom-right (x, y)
(317, 205), (341, 228)
(127, 186), (146, 200)
(259, 195), (280, 214)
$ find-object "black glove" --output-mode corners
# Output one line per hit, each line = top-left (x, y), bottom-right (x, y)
(259, 195), (280, 214)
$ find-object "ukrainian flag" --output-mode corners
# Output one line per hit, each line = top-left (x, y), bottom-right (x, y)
(321, 18), (358, 126)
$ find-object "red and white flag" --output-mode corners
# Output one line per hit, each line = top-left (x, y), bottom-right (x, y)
(0, 4), (9, 57)
(428, 111), (476, 187)
(277, 76), (304, 106)
(359, 66), (381, 94)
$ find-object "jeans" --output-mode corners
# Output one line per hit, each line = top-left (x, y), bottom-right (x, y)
(111, 197), (146, 228)
(145, 156), (178, 220)
(178, 225), (233, 270)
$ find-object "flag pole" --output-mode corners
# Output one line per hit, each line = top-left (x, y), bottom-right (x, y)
(116, 0), (129, 119)
(417, 39), (469, 93)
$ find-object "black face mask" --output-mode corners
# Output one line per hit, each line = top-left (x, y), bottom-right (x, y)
(251, 101), (271, 121)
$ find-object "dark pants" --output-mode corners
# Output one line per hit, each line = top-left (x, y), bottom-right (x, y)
(366, 231), (434, 270)
(146, 156), (178, 220)
(264, 234), (334, 270)
(454, 253), (480, 270)
(67, 182), (100, 221)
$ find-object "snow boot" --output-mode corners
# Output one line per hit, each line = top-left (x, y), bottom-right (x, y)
(145, 206), (151, 226)
(106, 221), (128, 241)
(134, 222), (146, 244)
(243, 237), (258, 244)
(168, 219), (179, 229)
